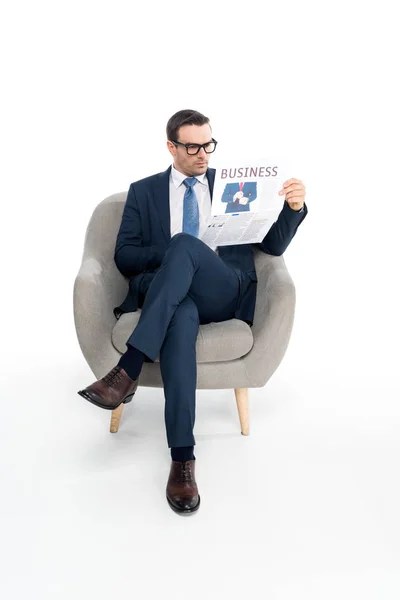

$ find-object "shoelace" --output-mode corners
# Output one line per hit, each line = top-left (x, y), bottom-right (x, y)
(102, 366), (124, 387)
(180, 461), (194, 482)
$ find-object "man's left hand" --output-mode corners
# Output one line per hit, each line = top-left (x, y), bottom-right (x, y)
(278, 178), (306, 210)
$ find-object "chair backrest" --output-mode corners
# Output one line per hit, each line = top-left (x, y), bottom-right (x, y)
(83, 192), (127, 269)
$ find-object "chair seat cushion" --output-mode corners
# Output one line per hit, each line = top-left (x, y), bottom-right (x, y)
(111, 311), (254, 363)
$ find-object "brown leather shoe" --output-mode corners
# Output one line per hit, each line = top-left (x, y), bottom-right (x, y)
(77, 366), (139, 410)
(166, 459), (200, 515)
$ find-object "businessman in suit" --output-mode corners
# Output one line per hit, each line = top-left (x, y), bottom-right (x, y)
(78, 109), (308, 515)
(221, 181), (257, 212)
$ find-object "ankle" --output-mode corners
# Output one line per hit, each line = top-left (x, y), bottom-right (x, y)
(171, 446), (195, 462)
(118, 345), (146, 380)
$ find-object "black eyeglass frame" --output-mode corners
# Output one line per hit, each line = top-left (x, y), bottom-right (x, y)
(171, 137), (218, 155)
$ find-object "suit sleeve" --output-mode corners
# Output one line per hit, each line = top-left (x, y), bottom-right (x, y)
(114, 183), (166, 277)
(246, 182), (257, 202)
(221, 184), (236, 203)
(254, 201), (308, 256)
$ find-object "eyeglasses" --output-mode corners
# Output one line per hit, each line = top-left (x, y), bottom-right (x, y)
(171, 138), (218, 155)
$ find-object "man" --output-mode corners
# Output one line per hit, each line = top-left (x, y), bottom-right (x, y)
(78, 109), (308, 516)
(221, 181), (257, 212)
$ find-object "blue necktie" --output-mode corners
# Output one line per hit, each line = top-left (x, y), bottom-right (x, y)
(182, 177), (199, 237)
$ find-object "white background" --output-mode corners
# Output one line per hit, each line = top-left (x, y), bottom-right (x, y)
(1, 1), (399, 598)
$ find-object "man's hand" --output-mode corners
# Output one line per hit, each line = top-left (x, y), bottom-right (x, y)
(233, 191), (244, 201)
(238, 196), (249, 205)
(278, 178), (306, 210)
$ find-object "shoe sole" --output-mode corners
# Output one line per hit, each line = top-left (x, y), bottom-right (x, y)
(166, 494), (201, 515)
(77, 390), (136, 410)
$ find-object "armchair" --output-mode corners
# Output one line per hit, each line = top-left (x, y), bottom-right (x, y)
(73, 193), (296, 434)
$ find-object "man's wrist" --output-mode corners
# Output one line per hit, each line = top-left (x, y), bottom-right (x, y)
(286, 201), (304, 213)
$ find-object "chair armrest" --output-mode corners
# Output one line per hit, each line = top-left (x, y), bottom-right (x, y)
(73, 256), (127, 378)
(241, 248), (296, 387)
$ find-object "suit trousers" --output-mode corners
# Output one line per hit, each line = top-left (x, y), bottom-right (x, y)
(126, 232), (244, 449)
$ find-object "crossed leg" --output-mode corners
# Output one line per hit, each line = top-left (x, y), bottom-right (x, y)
(126, 233), (242, 449)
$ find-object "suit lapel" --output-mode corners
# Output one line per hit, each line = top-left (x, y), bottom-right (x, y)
(206, 167), (215, 198)
(154, 166), (216, 244)
(153, 166), (172, 243)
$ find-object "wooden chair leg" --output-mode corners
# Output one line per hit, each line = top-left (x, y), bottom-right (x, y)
(234, 388), (249, 435)
(110, 404), (124, 433)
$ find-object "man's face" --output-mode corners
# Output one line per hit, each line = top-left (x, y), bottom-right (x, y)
(167, 123), (213, 177)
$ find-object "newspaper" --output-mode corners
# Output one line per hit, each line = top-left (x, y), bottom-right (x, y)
(201, 158), (291, 247)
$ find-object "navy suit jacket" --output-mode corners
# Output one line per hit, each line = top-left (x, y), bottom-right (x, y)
(221, 181), (257, 213)
(113, 166), (308, 326)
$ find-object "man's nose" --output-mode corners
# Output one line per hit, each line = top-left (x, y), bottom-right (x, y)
(197, 147), (207, 159)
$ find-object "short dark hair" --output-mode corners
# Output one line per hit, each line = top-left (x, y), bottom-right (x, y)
(166, 109), (211, 141)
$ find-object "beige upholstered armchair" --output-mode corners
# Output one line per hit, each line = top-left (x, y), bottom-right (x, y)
(73, 193), (297, 435)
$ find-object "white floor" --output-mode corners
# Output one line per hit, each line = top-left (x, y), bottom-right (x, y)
(1, 319), (399, 600)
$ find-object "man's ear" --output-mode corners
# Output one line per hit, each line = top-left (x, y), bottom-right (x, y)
(166, 140), (176, 157)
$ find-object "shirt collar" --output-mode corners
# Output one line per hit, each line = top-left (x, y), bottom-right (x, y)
(170, 164), (207, 189)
